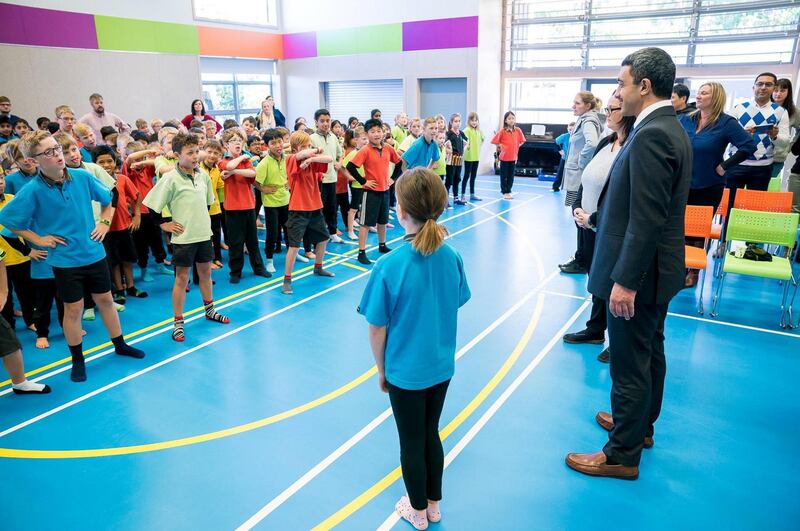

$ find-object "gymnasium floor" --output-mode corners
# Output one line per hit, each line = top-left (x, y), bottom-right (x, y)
(1, 175), (798, 531)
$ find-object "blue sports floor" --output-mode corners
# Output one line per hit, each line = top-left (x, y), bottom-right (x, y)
(1, 175), (798, 530)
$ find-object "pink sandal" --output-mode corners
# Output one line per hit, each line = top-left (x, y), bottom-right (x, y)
(395, 496), (428, 530)
(427, 501), (441, 523)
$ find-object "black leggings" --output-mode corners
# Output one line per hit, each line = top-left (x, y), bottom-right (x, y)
(337, 192), (350, 229)
(499, 160), (516, 194)
(445, 164), (462, 198)
(461, 160), (479, 195)
(264, 205), (289, 259)
(133, 211), (167, 268)
(210, 213), (223, 262)
(1, 261), (35, 329)
(387, 379), (451, 511)
(32, 278), (64, 339)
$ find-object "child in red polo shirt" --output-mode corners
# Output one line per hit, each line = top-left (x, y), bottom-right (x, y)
(219, 129), (269, 284)
(346, 119), (401, 265)
(282, 131), (334, 295)
(490, 111), (526, 200)
(93, 146), (148, 305)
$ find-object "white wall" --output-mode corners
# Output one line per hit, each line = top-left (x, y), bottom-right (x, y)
(281, 48), (478, 125)
(476, 0), (503, 173)
(281, 0), (479, 32)
(0, 45), (201, 126)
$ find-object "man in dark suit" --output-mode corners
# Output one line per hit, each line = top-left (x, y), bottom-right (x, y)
(566, 47), (692, 479)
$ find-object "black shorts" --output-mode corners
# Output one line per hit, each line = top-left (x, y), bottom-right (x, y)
(104, 229), (138, 266)
(350, 187), (364, 210)
(172, 240), (214, 268)
(286, 210), (329, 248)
(52, 259), (112, 303)
(0, 316), (21, 358)
(359, 190), (390, 227)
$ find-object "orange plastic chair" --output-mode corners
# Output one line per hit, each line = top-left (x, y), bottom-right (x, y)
(685, 205), (714, 314)
(709, 187), (729, 240)
(733, 189), (793, 213)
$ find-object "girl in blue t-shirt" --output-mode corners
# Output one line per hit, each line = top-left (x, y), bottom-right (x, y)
(358, 167), (471, 530)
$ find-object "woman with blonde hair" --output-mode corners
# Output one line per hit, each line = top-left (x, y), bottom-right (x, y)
(678, 81), (757, 287)
(358, 167), (471, 530)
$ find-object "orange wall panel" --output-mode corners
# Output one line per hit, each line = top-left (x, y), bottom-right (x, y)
(197, 26), (283, 59)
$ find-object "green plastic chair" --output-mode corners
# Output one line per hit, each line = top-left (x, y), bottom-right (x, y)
(710, 209), (799, 328)
(768, 177), (782, 192)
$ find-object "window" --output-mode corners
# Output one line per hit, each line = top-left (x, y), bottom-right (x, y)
(688, 76), (791, 110)
(506, 79), (582, 124)
(322, 80), (404, 123)
(193, 0), (278, 28)
(504, 0), (800, 70)
(199, 58), (276, 124)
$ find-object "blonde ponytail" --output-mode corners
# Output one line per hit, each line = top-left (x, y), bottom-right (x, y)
(395, 167), (449, 256)
(412, 218), (448, 256)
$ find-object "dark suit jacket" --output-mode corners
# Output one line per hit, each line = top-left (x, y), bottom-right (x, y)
(587, 105), (692, 306)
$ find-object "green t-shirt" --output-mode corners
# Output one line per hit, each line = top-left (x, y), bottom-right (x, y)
(391, 125), (407, 149)
(342, 148), (365, 189)
(434, 145), (447, 176)
(255, 154), (290, 208)
(398, 134), (419, 153)
(143, 167), (214, 245)
(310, 131), (343, 184)
(463, 126), (485, 162)
(79, 162), (115, 222)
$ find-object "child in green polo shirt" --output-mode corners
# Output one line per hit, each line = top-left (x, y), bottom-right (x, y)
(255, 129), (290, 274)
(144, 132), (230, 343)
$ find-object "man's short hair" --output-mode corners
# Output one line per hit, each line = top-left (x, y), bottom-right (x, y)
(89, 93), (103, 102)
(672, 83), (690, 101)
(755, 72), (778, 85)
(621, 47), (676, 99)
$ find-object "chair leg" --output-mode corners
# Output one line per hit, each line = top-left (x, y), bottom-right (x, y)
(710, 271), (725, 318)
(697, 266), (705, 315)
(780, 280), (790, 329)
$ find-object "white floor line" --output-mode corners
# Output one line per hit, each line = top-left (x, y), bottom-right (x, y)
(236, 271), (560, 531)
(1, 199), (507, 397)
(543, 290), (589, 301)
(376, 300), (591, 531)
(0, 198), (540, 437)
(475, 178), (552, 190)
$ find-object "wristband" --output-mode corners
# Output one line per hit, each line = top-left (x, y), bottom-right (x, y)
(99, 219), (111, 226)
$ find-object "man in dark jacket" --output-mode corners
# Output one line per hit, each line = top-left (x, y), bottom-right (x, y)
(566, 47), (692, 480)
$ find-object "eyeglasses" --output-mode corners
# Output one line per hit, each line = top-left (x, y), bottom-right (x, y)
(31, 144), (64, 158)
(755, 82), (776, 88)
(604, 107), (622, 114)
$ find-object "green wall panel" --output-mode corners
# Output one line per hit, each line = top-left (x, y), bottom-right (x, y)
(95, 16), (199, 54)
(317, 23), (401, 56)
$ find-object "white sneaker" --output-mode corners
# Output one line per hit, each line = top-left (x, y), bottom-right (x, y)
(369, 227), (378, 233)
(386, 223), (395, 229)
(82, 308), (95, 321)
(348, 231), (358, 240)
(330, 234), (344, 244)
(114, 302), (125, 312)
(296, 253), (309, 263)
(266, 259), (276, 273)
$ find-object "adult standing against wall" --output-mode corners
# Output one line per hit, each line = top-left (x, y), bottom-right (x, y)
(78, 93), (130, 139)
(566, 47), (692, 480)
(181, 99), (221, 132)
(559, 92), (602, 274)
(256, 96), (285, 130)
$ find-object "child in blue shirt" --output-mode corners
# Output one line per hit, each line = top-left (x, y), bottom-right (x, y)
(0, 131), (145, 382)
(358, 167), (470, 530)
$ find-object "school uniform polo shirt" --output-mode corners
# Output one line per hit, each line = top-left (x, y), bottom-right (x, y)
(0, 168), (111, 268)
(358, 239), (471, 390)
(401, 137), (441, 169)
(109, 173), (138, 231)
(286, 155), (327, 211)
(310, 131), (343, 184)
(463, 127), (485, 162)
(217, 157), (255, 211)
(398, 134), (418, 153)
(124, 162), (156, 214)
(0, 195), (30, 266)
(342, 149), (364, 189)
(350, 144), (401, 192)
(392, 125), (408, 148)
(200, 163), (224, 216)
(4, 170), (36, 195)
(143, 167), (214, 245)
(255, 153), (290, 208)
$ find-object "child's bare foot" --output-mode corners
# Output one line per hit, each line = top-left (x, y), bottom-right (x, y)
(36, 337), (50, 349)
(82, 329), (87, 337)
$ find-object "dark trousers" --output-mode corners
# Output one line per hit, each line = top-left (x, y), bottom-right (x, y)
(461, 160), (479, 195)
(604, 301), (668, 466)
(319, 182), (338, 235)
(264, 205), (289, 259)
(32, 278), (64, 339)
(220, 202), (229, 244)
(210, 213), (223, 262)
(724, 164), (773, 221)
(552, 158), (566, 191)
(225, 209), (264, 277)
(1, 261), (35, 329)
(253, 189), (263, 220)
(579, 226), (607, 334)
(337, 192), (350, 229)
(445, 164), (462, 198)
(387, 379), (451, 511)
(499, 160), (516, 194)
(133, 211), (167, 268)
(687, 184), (725, 247)
(389, 181), (397, 208)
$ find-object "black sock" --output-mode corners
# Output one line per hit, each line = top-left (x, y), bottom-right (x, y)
(69, 343), (86, 382)
(111, 334), (145, 359)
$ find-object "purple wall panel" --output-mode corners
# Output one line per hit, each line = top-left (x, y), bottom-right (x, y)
(402, 16), (478, 51)
(283, 32), (317, 59)
(0, 3), (98, 49)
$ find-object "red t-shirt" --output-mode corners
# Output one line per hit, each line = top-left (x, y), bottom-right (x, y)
(286, 155), (327, 211)
(491, 127), (526, 162)
(336, 148), (353, 194)
(218, 157), (255, 211)
(350, 143), (400, 192)
(110, 173), (139, 231)
(123, 162), (155, 214)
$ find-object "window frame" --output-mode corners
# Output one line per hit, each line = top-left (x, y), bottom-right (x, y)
(191, 0), (279, 30)
(201, 75), (274, 124)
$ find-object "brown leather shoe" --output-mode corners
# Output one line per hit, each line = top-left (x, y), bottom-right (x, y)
(595, 411), (655, 449)
(565, 451), (639, 480)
